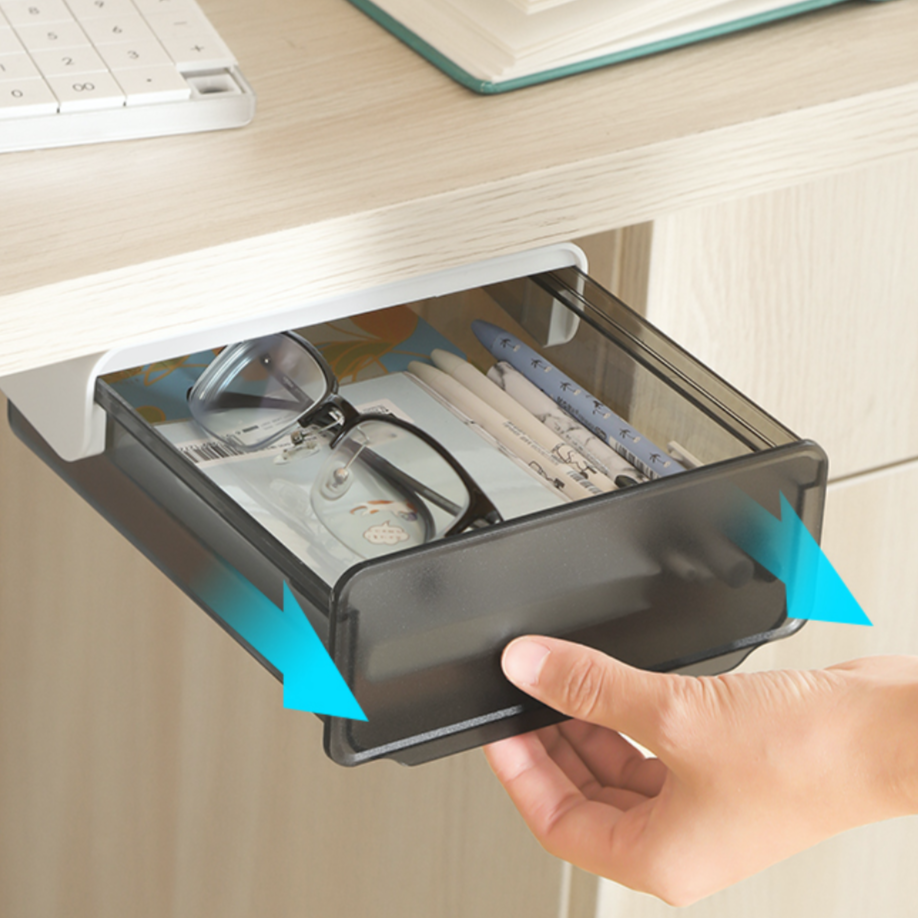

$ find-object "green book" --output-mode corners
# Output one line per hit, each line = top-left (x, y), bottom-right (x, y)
(346, 0), (895, 94)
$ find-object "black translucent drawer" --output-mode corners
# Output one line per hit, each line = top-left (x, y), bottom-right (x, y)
(10, 265), (827, 766)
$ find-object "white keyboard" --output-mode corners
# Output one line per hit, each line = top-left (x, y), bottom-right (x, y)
(0, 0), (255, 152)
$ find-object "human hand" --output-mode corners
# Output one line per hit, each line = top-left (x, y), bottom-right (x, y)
(484, 637), (918, 906)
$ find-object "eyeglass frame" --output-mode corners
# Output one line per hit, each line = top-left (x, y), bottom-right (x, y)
(187, 331), (504, 542)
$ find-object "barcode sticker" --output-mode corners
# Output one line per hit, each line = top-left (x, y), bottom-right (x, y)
(173, 435), (287, 467)
(178, 438), (246, 465)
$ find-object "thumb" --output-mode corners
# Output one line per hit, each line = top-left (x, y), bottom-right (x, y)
(501, 636), (675, 751)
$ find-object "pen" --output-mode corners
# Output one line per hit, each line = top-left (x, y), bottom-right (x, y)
(407, 361), (602, 502)
(486, 360), (644, 484)
(471, 321), (682, 479)
(430, 349), (617, 493)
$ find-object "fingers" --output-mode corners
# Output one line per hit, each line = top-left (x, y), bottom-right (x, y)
(484, 732), (649, 816)
(484, 733), (653, 879)
(501, 637), (676, 752)
(484, 730), (588, 837)
(535, 724), (660, 804)
(557, 720), (668, 797)
(537, 725), (604, 796)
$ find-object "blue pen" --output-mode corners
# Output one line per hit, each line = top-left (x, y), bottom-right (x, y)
(471, 321), (681, 479)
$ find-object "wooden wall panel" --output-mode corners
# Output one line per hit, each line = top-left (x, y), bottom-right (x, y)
(640, 153), (918, 480)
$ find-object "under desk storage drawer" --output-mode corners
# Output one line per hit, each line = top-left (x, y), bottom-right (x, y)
(8, 258), (827, 766)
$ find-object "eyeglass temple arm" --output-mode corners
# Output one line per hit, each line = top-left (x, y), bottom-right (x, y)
(361, 446), (503, 528)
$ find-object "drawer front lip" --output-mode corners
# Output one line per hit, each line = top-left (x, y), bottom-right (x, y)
(326, 439), (827, 766)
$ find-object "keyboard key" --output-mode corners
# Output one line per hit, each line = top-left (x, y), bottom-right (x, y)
(0, 77), (58, 116)
(144, 10), (233, 70)
(114, 62), (188, 104)
(132, 0), (196, 13)
(65, 0), (140, 19)
(0, 26), (25, 54)
(15, 20), (90, 50)
(30, 43), (107, 74)
(79, 13), (153, 45)
(98, 37), (170, 69)
(0, 0), (73, 26)
(0, 50), (41, 80)
(46, 68), (124, 109)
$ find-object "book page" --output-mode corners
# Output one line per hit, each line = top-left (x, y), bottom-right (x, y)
(444, 0), (789, 57)
(371, 0), (798, 79)
(505, 0), (581, 12)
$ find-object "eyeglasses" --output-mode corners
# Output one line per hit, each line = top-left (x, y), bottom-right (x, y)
(187, 332), (503, 558)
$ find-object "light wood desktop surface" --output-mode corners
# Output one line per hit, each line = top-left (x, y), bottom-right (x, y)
(1, 0), (917, 376)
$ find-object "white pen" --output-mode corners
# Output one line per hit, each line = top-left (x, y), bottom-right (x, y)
(407, 361), (601, 502)
(473, 321), (681, 478)
(486, 361), (645, 485)
(430, 349), (617, 493)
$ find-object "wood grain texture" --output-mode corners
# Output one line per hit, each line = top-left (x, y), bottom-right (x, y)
(0, 400), (566, 918)
(595, 459), (918, 917)
(1, 0), (917, 376)
(640, 151), (918, 480)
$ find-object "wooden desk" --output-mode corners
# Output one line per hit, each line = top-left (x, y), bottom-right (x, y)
(2, 3), (918, 917)
(0, 0), (916, 375)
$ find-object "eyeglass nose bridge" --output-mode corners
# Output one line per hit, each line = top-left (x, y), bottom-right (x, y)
(294, 393), (361, 442)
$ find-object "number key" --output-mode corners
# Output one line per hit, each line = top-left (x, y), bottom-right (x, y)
(79, 14), (154, 46)
(0, 0), (73, 26)
(45, 69), (125, 110)
(64, 0), (138, 19)
(98, 38), (171, 70)
(15, 20), (91, 51)
(0, 26), (26, 54)
(0, 50), (41, 80)
(0, 77), (58, 117)
(30, 44), (106, 75)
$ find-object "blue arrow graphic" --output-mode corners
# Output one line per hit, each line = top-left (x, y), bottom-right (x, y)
(728, 491), (871, 626)
(196, 566), (367, 719)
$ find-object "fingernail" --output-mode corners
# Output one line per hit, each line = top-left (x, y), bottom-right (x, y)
(503, 640), (551, 687)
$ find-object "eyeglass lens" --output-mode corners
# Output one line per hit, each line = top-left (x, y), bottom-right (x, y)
(311, 418), (472, 558)
(188, 334), (330, 450)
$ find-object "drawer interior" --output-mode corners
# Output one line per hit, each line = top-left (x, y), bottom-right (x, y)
(97, 267), (799, 588)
